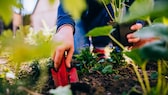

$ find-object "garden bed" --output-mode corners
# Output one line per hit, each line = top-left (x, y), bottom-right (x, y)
(42, 60), (158, 95)
(78, 64), (157, 95)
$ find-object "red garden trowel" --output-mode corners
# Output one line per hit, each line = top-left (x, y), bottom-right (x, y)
(51, 55), (79, 87)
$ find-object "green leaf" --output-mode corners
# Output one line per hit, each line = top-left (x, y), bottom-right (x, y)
(99, 0), (111, 5)
(62, 0), (86, 20)
(0, 0), (18, 25)
(102, 64), (113, 74)
(10, 42), (53, 63)
(0, 30), (14, 54)
(129, 0), (154, 17)
(122, 0), (154, 23)
(134, 24), (168, 42)
(49, 0), (56, 4)
(139, 40), (168, 60)
(150, 0), (168, 18)
(0, 25), (57, 63)
(153, 17), (164, 24)
(122, 0), (168, 23)
(86, 25), (112, 37)
(124, 49), (145, 66)
(163, 17), (168, 26)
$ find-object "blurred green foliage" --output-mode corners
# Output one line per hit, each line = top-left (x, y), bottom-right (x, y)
(62, 0), (86, 20)
(0, 25), (56, 63)
(0, 0), (20, 25)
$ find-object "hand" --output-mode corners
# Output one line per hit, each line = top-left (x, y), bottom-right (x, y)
(127, 23), (142, 43)
(127, 23), (156, 48)
(52, 25), (74, 69)
(127, 23), (142, 48)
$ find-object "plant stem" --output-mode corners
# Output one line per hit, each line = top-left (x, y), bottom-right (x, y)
(118, 0), (122, 22)
(156, 60), (162, 94)
(110, 1), (117, 22)
(163, 60), (168, 68)
(101, 0), (114, 21)
(141, 61), (151, 93)
(132, 62), (147, 94)
(161, 60), (168, 95)
(155, 60), (168, 95)
(18, 86), (42, 95)
(108, 34), (125, 50)
(146, 16), (152, 25)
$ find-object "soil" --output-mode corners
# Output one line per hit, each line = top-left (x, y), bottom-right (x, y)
(42, 62), (157, 95)
(75, 65), (157, 95)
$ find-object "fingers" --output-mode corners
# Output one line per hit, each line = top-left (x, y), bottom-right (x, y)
(127, 33), (134, 39)
(130, 23), (142, 31)
(127, 33), (140, 43)
(127, 23), (143, 44)
(65, 47), (74, 68)
(53, 46), (74, 69)
(128, 37), (140, 43)
(53, 47), (65, 69)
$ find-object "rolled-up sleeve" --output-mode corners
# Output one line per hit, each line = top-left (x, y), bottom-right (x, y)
(56, 4), (75, 31)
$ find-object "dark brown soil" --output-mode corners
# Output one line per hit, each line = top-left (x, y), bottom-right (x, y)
(79, 67), (139, 95)
(42, 63), (157, 95)
(75, 67), (156, 95)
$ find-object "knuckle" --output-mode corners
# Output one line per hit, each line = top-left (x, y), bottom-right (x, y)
(56, 46), (64, 52)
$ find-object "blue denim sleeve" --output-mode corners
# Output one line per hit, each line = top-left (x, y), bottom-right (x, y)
(136, 20), (145, 26)
(56, 4), (75, 31)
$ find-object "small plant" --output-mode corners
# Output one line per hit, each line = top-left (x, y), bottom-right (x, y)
(74, 47), (118, 75)
(109, 46), (126, 68)
(74, 47), (98, 74)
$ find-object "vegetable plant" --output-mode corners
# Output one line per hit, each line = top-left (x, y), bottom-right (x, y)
(122, 0), (168, 94)
(86, 0), (168, 94)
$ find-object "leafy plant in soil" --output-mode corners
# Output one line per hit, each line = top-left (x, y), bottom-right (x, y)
(85, 0), (168, 95)
(109, 46), (126, 68)
(73, 47), (98, 74)
(123, 0), (168, 94)
(74, 46), (125, 76)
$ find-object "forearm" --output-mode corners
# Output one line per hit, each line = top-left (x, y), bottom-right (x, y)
(56, 4), (75, 33)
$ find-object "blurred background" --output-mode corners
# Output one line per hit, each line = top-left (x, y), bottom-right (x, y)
(1, 0), (59, 33)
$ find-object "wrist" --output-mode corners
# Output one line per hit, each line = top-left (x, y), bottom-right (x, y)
(57, 24), (74, 35)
